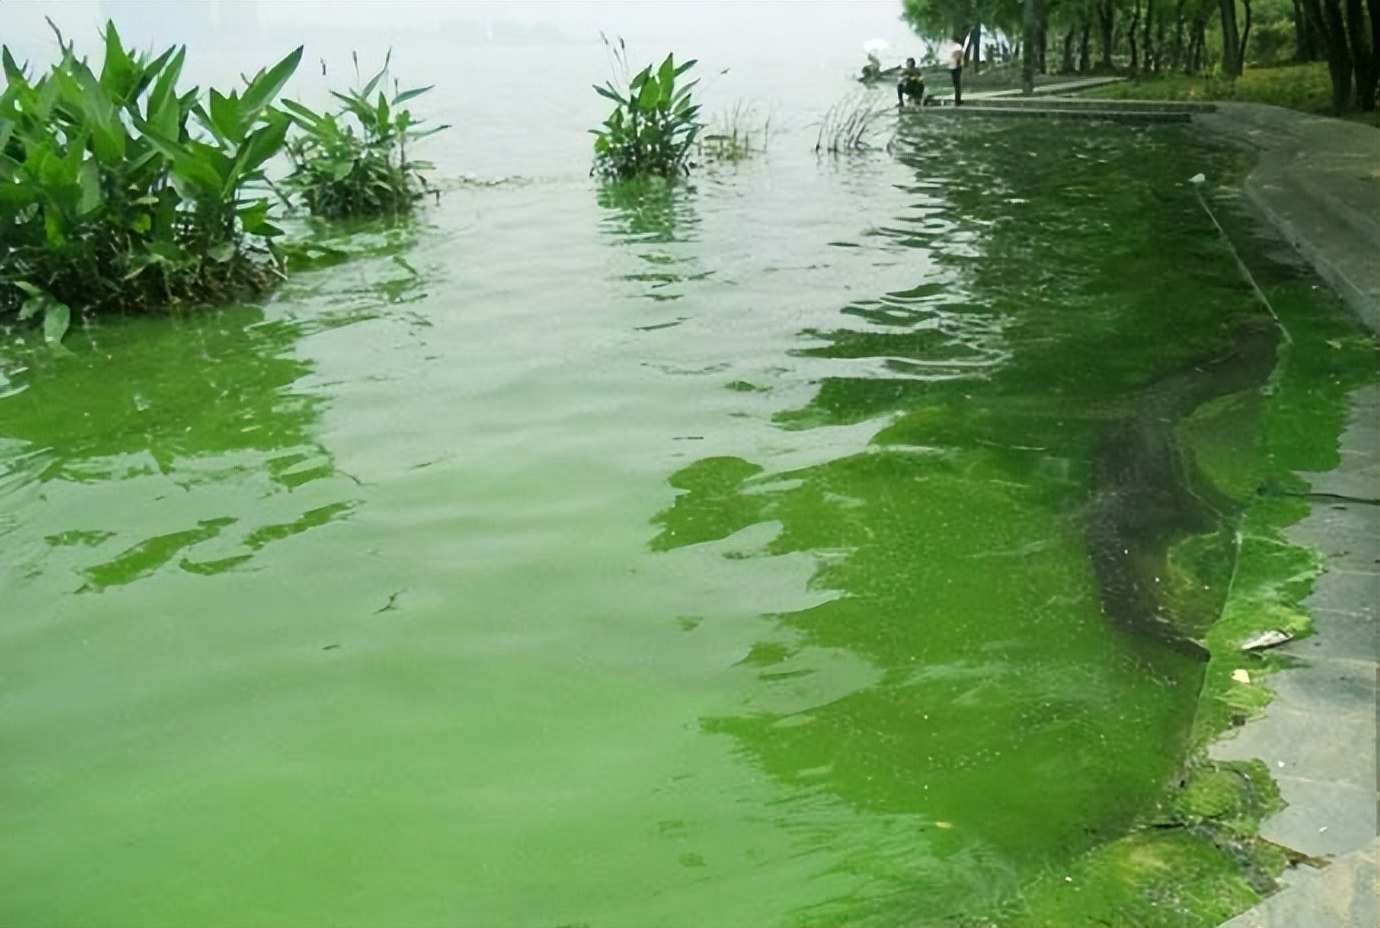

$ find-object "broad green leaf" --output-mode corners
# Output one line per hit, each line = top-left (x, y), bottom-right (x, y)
(135, 45), (178, 105)
(76, 157), (100, 216)
(99, 20), (139, 103)
(391, 85), (432, 106)
(139, 125), (223, 193)
(658, 55), (675, 96)
(239, 45), (303, 123)
(43, 299), (71, 344)
(208, 88), (242, 143)
(237, 198), (271, 234)
(638, 76), (660, 110)
(594, 83), (626, 105)
(52, 66), (126, 164)
(279, 98), (323, 126)
(359, 63), (388, 100)
(230, 110), (291, 187)
(145, 45), (186, 140)
(207, 241), (235, 262)
(2, 47), (27, 85)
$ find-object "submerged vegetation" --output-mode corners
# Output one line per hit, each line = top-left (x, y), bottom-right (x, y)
(814, 93), (891, 153)
(591, 35), (702, 180)
(281, 52), (448, 220)
(0, 23), (446, 339)
(698, 101), (770, 162)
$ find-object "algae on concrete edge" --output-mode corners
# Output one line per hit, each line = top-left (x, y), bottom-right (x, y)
(1003, 189), (1377, 928)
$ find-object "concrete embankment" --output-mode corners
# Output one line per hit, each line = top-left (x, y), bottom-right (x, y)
(1196, 105), (1378, 928)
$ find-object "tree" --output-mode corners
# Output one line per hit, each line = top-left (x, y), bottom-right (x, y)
(1299, 0), (1377, 111)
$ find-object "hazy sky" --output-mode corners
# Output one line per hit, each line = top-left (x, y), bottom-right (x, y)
(1, 1), (924, 63)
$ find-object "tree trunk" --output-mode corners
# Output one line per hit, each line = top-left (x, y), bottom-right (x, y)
(1022, 0), (1038, 92)
(1240, 0), (1254, 67)
(1371, 0), (1380, 99)
(1063, 25), (1077, 71)
(1098, 0), (1117, 67)
(1145, 0), (1158, 70)
(1129, 0), (1143, 69)
(1080, 22), (1093, 70)
(1293, 0), (1320, 60)
(1172, 0), (1187, 70)
(1036, 0), (1049, 72)
(1189, 17), (1208, 72)
(1304, 0), (1354, 111)
(1220, 0), (1243, 77)
(969, 24), (983, 73)
(1345, 0), (1376, 109)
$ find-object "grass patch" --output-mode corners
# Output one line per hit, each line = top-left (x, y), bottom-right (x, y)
(1081, 63), (1380, 128)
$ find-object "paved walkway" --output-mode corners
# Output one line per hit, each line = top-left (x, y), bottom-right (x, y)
(1194, 105), (1380, 928)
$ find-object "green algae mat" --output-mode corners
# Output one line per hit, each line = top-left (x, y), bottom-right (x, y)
(1, 116), (1373, 927)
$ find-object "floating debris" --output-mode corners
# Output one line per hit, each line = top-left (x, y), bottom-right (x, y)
(1241, 629), (1292, 651)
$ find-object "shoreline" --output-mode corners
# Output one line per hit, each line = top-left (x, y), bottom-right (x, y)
(1193, 103), (1379, 928)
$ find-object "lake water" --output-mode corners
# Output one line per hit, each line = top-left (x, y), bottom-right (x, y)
(1, 4), (1372, 926)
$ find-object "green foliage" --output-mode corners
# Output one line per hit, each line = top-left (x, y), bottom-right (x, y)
(1082, 62), (1380, 126)
(591, 36), (702, 181)
(281, 52), (448, 220)
(1, 20), (302, 337)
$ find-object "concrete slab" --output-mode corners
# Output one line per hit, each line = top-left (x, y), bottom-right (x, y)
(924, 106), (1192, 123)
(1195, 103), (1380, 332)
(1220, 840), (1380, 928)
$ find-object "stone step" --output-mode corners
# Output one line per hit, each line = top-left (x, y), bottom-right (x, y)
(920, 105), (1194, 123)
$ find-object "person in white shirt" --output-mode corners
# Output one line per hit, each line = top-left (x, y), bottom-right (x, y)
(948, 42), (965, 106)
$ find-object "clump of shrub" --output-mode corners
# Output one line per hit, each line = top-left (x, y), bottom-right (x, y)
(280, 52), (448, 220)
(591, 35), (702, 180)
(1, 26), (450, 339)
(1, 21), (301, 338)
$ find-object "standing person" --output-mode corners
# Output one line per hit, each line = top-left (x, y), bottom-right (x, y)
(947, 41), (964, 106)
(897, 57), (925, 106)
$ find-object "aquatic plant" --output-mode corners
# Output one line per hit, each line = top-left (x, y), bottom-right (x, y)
(591, 35), (702, 180)
(698, 100), (769, 163)
(814, 93), (890, 153)
(0, 20), (301, 339)
(280, 53), (447, 220)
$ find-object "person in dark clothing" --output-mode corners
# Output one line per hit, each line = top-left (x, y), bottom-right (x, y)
(897, 57), (925, 107)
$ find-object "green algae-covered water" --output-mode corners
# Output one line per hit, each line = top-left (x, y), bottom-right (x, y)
(2, 8), (1374, 927)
